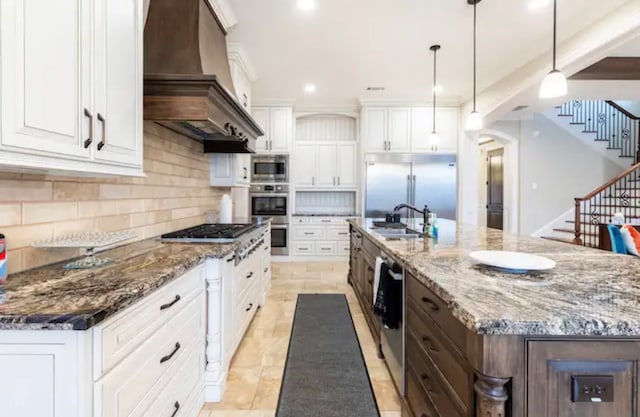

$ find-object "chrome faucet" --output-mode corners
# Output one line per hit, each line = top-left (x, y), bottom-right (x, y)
(393, 204), (430, 235)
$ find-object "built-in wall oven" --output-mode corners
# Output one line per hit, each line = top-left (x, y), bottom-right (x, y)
(250, 184), (289, 256)
(251, 155), (288, 183)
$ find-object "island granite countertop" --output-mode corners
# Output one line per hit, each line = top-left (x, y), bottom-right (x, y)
(349, 218), (640, 337)
(0, 238), (237, 331)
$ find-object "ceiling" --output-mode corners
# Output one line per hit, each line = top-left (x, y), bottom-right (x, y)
(227, 0), (631, 108)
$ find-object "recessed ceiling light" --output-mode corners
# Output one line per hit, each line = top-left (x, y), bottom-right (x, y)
(433, 85), (444, 93)
(304, 83), (316, 93)
(297, 0), (316, 12)
(528, 0), (550, 12)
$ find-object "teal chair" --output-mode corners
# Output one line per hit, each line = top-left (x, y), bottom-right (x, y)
(607, 224), (628, 254)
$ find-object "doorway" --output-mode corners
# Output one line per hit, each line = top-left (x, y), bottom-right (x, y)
(486, 148), (504, 230)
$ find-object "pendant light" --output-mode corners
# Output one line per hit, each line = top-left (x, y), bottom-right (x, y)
(539, 0), (567, 98)
(429, 44), (441, 151)
(466, 0), (483, 131)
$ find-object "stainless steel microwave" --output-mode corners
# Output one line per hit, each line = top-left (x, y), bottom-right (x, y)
(251, 155), (288, 183)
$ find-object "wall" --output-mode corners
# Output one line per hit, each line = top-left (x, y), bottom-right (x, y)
(518, 114), (621, 234)
(614, 100), (640, 117)
(0, 122), (228, 274)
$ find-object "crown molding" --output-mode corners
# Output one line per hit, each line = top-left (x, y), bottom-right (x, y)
(206, 0), (238, 32)
(227, 43), (258, 81)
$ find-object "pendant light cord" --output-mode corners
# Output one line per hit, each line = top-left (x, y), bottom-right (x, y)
(552, 0), (557, 70)
(473, 0), (477, 112)
(432, 47), (437, 133)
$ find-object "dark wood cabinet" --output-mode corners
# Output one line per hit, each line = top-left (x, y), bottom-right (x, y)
(349, 225), (380, 344)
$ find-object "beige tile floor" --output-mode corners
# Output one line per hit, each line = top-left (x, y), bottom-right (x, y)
(198, 261), (402, 417)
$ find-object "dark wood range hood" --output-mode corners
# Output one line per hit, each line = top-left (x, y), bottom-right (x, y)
(143, 0), (263, 153)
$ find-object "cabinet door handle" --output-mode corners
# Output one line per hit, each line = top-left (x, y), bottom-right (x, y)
(421, 373), (429, 381)
(227, 255), (235, 263)
(246, 303), (253, 312)
(264, 267), (269, 273)
(170, 401), (180, 417)
(83, 109), (93, 148)
(243, 167), (248, 180)
(96, 113), (106, 150)
(338, 176), (340, 186)
(421, 296), (440, 312)
(421, 335), (440, 352)
(246, 272), (254, 279)
(312, 176), (315, 186)
(160, 342), (181, 364)
(160, 294), (181, 310)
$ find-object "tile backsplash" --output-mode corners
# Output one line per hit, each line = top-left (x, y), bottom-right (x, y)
(0, 122), (228, 274)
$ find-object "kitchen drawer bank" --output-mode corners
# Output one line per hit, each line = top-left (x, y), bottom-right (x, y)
(0, 235), (272, 417)
(348, 218), (640, 417)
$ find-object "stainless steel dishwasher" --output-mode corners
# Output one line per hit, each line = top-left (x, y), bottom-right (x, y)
(378, 252), (405, 396)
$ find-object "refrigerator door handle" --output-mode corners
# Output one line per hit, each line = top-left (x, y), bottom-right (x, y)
(406, 175), (412, 207)
(412, 175), (417, 206)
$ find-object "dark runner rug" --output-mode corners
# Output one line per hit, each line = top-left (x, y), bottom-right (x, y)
(276, 294), (380, 417)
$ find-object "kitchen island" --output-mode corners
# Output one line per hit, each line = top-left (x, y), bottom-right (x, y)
(349, 218), (640, 417)
(0, 224), (272, 417)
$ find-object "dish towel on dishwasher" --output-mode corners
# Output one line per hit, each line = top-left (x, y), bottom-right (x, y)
(372, 257), (384, 305)
(373, 262), (403, 329)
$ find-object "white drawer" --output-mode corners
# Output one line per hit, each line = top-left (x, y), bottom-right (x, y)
(141, 341), (204, 417)
(292, 217), (311, 224)
(94, 265), (205, 378)
(234, 280), (261, 347)
(316, 241), (337, 256)
(326, 226), (350, 240)
(294, 226), (324, 239)
(96, 292), (205, 417)
(311, 217), (347, 225)
(293, 242), (315, 255)
(338, 241), (351, 255)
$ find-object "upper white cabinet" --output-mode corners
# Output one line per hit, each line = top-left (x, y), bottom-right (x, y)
(228, 43), (255, 110)
(294, 142), (357, 190)
(0, 0), (144, 176)
(411, 107), (459, 153)
(362, 106), (459, 154)
(210, 154), (250, 187)
(251, 107), (293, 154)
(362, 108), (410, 153)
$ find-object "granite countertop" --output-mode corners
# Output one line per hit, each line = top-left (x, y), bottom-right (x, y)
(292, 213), (359, 217)
(0, 239), (237, 331)
(349, 218), (640, 337)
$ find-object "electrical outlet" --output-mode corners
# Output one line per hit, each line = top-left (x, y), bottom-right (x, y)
(571, 375), (614, 403)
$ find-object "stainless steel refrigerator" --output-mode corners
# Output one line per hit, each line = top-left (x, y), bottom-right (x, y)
(364, 153), (457, 220)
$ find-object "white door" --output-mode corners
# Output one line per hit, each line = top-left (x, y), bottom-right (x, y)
(93, 0), (143, 167)
(294, 143), (316, 188)
(336, 143), (357, 188)
(362, 108), (387, 152)
(0, 0), (92, 160)
(410, 107), (434, 152)
(387, 108), (411, 152)
(436, 108), (459, 153)
(315, 143), (337, 188)
(251, 108), (270, 153)
(269, 107), (292, 153)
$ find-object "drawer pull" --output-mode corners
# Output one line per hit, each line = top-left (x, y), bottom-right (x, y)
(421, 297), (440, 312)
(321, 220), (331, 223)
(368, 278), (373, 284)
(421, 373), (429, 380)
(368, 266), (374, 272)
(246, 272), (254, 279)
(227, 255), (235, 263)
(264, 267), (269, 273)
(299, 248), (309, 251)
(160, 342), (181, 364)
(246, 303), (253, 312)
(304, 232), (315, 235)
(339, 232), (348, 236)
(421, 335), (440, 352)
(170, 401), (180, 417)
(160, 295), (181, 310)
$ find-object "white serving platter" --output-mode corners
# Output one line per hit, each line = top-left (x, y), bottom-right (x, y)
(469, 250), (556, 272)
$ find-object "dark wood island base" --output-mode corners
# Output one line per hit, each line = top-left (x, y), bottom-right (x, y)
(348, 221), (640, 417)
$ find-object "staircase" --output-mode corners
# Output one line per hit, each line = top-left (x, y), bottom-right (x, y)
(541, 100), (640, 248)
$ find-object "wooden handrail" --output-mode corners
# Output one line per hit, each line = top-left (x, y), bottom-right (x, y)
(605, 100), (640, 120)
(576, 161), (640, 201)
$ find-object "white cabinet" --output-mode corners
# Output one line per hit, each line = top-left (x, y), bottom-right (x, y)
(294, 142), (357, 190)
(229, 61), (251, 110)
(251, 107), (293, 154)
(411, 107), (459, 153)
(292, 217), (352, 258)
(362, 108), (410, 153)
(92, 0), (143, 167)
(0, 0), (144, 176)
(210, 154), (250, 187)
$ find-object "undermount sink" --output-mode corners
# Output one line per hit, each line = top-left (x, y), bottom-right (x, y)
(372, 227), (424, 239)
